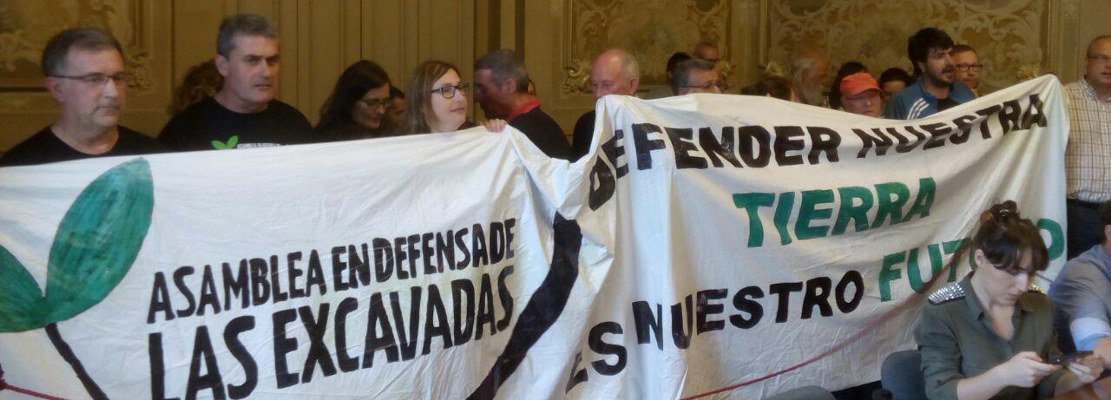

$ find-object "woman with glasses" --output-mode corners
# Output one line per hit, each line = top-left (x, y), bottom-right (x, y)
(316, 60), (394, 141)
(402, 60), (505, 134)
(916, 201), (1104, 400)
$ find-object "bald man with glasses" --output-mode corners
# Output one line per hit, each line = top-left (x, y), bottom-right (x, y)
(0, 28), (164, 166)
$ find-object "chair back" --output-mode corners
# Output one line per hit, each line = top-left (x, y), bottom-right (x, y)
(765, 385), (835, 400)
(881, 349), (928, 400)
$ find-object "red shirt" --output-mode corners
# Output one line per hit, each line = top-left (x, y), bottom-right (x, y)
(505, 100), (541, 123)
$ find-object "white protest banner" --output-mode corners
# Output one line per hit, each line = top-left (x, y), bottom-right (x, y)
(0, 130), (584, 400)
(0, 75), (1066, 399)
(564, 74), (1067, 399)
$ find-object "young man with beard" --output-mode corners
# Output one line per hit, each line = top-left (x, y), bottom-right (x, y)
(0, 28), (164, 166)
(159, 14), (313, 151)
(884, 28), (976, 120)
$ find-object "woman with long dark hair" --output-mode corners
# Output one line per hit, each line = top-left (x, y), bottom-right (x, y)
(316, 60), (393, 141)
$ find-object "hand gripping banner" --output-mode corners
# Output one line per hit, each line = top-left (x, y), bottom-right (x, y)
(0, 75), (1067, 399)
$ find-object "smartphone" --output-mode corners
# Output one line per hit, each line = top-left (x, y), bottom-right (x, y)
(1051, 351), (1093, 365)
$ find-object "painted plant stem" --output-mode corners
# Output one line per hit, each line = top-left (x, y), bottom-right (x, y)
(45, 323), (107, 400)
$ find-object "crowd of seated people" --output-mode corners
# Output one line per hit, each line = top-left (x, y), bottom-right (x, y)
(4, 12), (1111, 400)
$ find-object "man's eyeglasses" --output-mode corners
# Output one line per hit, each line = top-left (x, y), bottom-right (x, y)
(358, 97), (392, 110)
(430, 83), (469, 99)
(51, 72), (133, 86)
(680, 81), (729, 92)
(1088, 55), (1111, 64)
(955, 63), (983, 72)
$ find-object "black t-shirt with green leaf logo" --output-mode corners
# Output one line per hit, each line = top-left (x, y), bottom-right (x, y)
(158, 97), (314, 151)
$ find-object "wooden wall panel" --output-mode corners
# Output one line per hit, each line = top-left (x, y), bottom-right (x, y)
(305, 0), (340, 122)
(342, 0), (363, 66)
(363, 0), (407, 86)
(171, 2), (223, 85)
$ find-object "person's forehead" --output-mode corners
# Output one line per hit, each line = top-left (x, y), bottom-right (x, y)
(438, 69), (461, 81)
(928, 46), (952, 55)
(1090, 38), (1111, 54)
(952, 51), (978, 61)
(230, 35), (278, 56)
(474, 69), (495, 83)
(362, 84), (390, 99)
(846, 89), (881, 99)
(690, 69), (717, 80)
(591, 61), (622, 80)
(64, 48), (123, 72)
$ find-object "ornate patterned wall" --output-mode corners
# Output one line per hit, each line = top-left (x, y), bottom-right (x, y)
(561, 0), (735, 94)
(762, 0), (1067, 94)
(0, 0), (152, 91)
(548, 0), (1084, 107)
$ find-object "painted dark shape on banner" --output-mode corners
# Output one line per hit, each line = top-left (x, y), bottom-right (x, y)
(467, 213), (582, 400)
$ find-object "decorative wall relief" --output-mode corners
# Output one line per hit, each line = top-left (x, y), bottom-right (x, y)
(562, 0), (733, 94)
(764, 0), (1047, 95)
(0, 0), (151, 92)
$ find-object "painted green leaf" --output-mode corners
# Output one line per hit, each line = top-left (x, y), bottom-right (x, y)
(0, 245), (46, 332)
(43, 158), (154, 323)
(211, 135), (239, 150)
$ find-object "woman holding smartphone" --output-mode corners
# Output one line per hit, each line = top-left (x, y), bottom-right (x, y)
(917, 201), (1104, 400)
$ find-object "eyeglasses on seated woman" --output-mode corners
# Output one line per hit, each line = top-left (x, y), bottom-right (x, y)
(316, 60), (394, 141)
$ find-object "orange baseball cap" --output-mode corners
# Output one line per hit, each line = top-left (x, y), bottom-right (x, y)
(840, 72), (881, 97)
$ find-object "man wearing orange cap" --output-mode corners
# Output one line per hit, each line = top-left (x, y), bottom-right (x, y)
(839, 72), (883, 118)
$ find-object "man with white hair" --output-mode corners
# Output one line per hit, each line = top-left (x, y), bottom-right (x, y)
(791, 50), (831, 106)
(571, 49), (640, 160)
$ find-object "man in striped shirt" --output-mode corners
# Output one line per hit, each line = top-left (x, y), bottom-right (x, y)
(1066, 35), (1111, 259)
(884, 28), (976, 120)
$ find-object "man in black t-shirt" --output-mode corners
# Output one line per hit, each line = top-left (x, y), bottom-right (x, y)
(474, 50), (572, 160)
(159, 14), (312, 151)
(0, 28), (164, 167)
